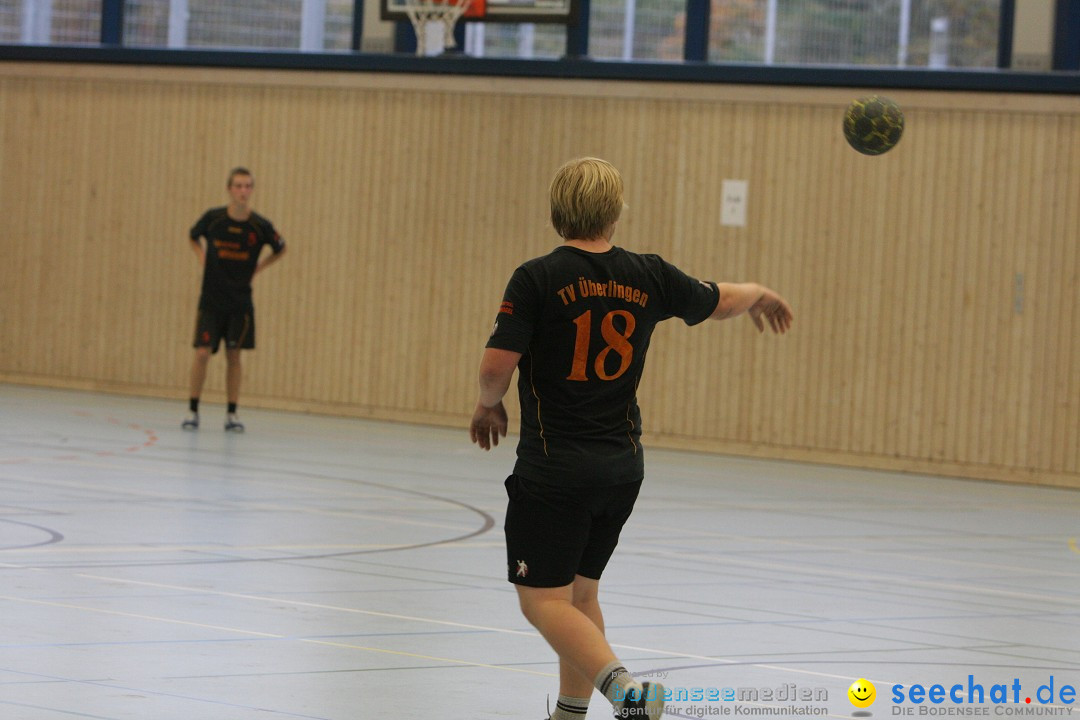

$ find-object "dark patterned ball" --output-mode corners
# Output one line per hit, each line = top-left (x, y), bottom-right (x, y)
(843, 95), (905, 156)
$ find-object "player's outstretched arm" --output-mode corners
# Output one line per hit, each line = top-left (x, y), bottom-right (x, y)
(470, 347), (521, 451)
(711, 282), (793, 334)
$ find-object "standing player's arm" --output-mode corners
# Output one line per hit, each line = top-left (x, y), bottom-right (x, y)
(712, 282), (794, 334)
(190, 237), (205, 266)
(470, 347), (521, 451)
(253, 244), (287, 277)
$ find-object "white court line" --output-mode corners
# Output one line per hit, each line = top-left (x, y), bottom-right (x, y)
(0, 592), (281, 639)
(71, 574), (872, 684)
(631, 547), (1080, 607)
(0, 591), (553, 678)
(633, 523), (1080, 579)
(0, 471), (481, 535)
(7, 543), (415, 554)
(4, 576), (1074, 717)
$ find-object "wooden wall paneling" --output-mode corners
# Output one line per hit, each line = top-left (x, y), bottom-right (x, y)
(1029, 114), (1059, 473)
(947, 108), (972, 466)
(1018, 113), (1049, 472)
(992, 114), (1024, 471)
(908, 105), (936, 463)
(954, 109), (984, 467)
(348, 87), (389, 412)
(861, 106), (905, 460)
(1040, 112), (1074, 476)
(749, 103), (794, 452)
(0, 64), (1077, 486)
(1010, 114), (1039, 472)
(968, 113), (996, 472)
(1056, 117), (1080, 475)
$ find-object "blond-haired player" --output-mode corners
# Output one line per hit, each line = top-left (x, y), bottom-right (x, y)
(471, 157), (793, 719)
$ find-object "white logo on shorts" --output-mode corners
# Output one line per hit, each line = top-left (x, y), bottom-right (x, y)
(515, 560), (528, 578)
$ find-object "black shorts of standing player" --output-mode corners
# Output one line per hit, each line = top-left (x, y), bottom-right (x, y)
(192, 306), (255, 354)
(504, 474), (643, 587)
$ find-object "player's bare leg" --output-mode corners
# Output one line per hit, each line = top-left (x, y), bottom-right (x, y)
(517, 583), (664, 718)
(183, 347), (211, 429)
(224, 349), (244, 431)
(189, 347), (211, 399)
(548, 576), (606, 720)
(563, 576), (605, 694)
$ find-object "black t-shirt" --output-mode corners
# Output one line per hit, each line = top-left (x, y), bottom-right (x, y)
(486, 245), (719, 487)
(190, 207), (285, 311)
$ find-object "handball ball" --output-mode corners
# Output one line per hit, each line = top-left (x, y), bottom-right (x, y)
(843, 95), (904, 156)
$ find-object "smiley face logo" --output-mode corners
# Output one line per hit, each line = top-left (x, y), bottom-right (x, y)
(848, 679), (876, 708)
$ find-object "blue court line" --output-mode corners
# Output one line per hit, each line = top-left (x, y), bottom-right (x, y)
(598, 611), (1076, 629)
(0, 668), (335, 720)
(0, 699), (118, 719)
(634, 660), (1080, 677)
(0, 637), (272, 650)
(0, 628), (506, 650)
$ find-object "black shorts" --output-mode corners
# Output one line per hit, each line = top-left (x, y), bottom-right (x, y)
(504, 473), (642, 588)
(193, 306), (255, 353)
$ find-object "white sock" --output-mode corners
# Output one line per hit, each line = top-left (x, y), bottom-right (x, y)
(550, 694), (590, 720)
(595, 662), (643, 706)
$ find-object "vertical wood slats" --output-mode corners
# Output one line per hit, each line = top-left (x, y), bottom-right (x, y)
(0, 64), (1076, 487)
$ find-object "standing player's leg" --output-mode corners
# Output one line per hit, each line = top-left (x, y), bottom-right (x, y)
(184, 309), (220, 430)
(223, 308), (252, 432)
(183, 348), (211, 429)
(224, 349), (243, 431)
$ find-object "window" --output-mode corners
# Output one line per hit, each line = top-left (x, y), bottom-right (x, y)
(707, 0), (1000, 68)
(589, 0), (682, 61)
(0, 0), (1005, 68)
(122, 0), (354, 50)
(465, 22), (566, 59)
(0, 0), (101, 44)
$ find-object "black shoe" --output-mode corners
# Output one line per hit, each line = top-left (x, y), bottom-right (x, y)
(614, 682), (665, 719)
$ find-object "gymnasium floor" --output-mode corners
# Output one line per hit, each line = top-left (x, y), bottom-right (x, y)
(1, 384), (1077, 720)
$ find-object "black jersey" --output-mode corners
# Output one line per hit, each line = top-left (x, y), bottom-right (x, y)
(487, 245), (719, 487)
(190, 207), (285, 311)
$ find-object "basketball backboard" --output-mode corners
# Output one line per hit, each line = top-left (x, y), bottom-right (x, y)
(381, 0), (578, 24)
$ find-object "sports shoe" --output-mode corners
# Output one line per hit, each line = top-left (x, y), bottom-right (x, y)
(224, 413), (245, 432)
(614, 682), (665, 719)
(181, 412), (199, 430)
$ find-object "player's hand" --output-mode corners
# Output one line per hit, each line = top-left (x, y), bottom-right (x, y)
(470, 401), (508, 451)
(748, 290), (793, 334)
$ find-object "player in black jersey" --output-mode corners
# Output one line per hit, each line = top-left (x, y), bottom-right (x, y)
(183, 168), (286, 432)
(470, 158), (792, 720)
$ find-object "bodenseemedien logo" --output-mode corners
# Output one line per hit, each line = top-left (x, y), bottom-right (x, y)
(611, 677), (831, 716)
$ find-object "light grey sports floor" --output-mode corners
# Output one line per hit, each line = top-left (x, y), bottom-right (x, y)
(1, 384), (1078, 720)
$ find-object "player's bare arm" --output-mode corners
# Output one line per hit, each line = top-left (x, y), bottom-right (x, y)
(190, 238), (205, 266)
(253, 245), (286, 278)
(747, 289), (793, 334)
(712, 282), (793, 334)
(470, 347), (520, 451)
